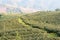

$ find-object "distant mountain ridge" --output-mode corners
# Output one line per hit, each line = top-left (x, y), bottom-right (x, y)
(0, 4), (39, 14)
(0, 4), (23, 14)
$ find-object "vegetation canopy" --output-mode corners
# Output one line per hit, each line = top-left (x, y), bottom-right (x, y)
(0, 11), (60, 40)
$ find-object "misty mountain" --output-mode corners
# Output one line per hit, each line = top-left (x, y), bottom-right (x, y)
(6, 7), (23, 14)
(0, 4), (38, 14)
(0, 4), (23, 14)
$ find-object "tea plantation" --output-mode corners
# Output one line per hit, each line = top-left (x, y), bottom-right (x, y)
(0, 11), (60, 40)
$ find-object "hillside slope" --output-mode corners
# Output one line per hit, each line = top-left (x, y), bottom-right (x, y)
(0, 11), (60, 40)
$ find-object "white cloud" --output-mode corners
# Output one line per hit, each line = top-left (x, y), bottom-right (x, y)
(5, 4), (17, 8)
(9, 0), (23, 7)
(33, 0), (55, 10)
(0, 0), (3, 4)
(26, 0), (35, 8)
(0, 6), (6, 13)
(0, 0), (23, 7)
(39, 0), (52, 10)
(11, 0), (22, 3)
(21, 0), (54, 10)
(0, 0), (60, 11)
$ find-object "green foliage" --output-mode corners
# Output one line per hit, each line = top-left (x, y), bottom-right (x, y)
(21, 11), (60, 37)
(55, 8), (60, 11)
(0, 14), (2, 18)
(15, 31), (22, 40)
(0, 11), (60, 40)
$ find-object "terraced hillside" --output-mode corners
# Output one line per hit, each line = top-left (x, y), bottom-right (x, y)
(0, 11), (60, 40)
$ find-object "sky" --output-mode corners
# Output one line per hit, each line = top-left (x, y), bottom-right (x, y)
(0, 0), (60, 11)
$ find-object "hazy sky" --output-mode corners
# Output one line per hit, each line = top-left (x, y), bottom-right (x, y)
(0, 0), (60, 10)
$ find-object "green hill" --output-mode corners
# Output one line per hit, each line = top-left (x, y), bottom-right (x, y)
(0, 11), (60, 40)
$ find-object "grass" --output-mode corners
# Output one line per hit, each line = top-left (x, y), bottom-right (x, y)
(18, 18), (32, 29)
(15, 31), (21, 40)
(0, 11), (60, 40)
(47, 33), (58, 37)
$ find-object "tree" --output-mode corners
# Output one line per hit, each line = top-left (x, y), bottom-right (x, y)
(55, 8), (60, 11)
(0, 14), (2, 18)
